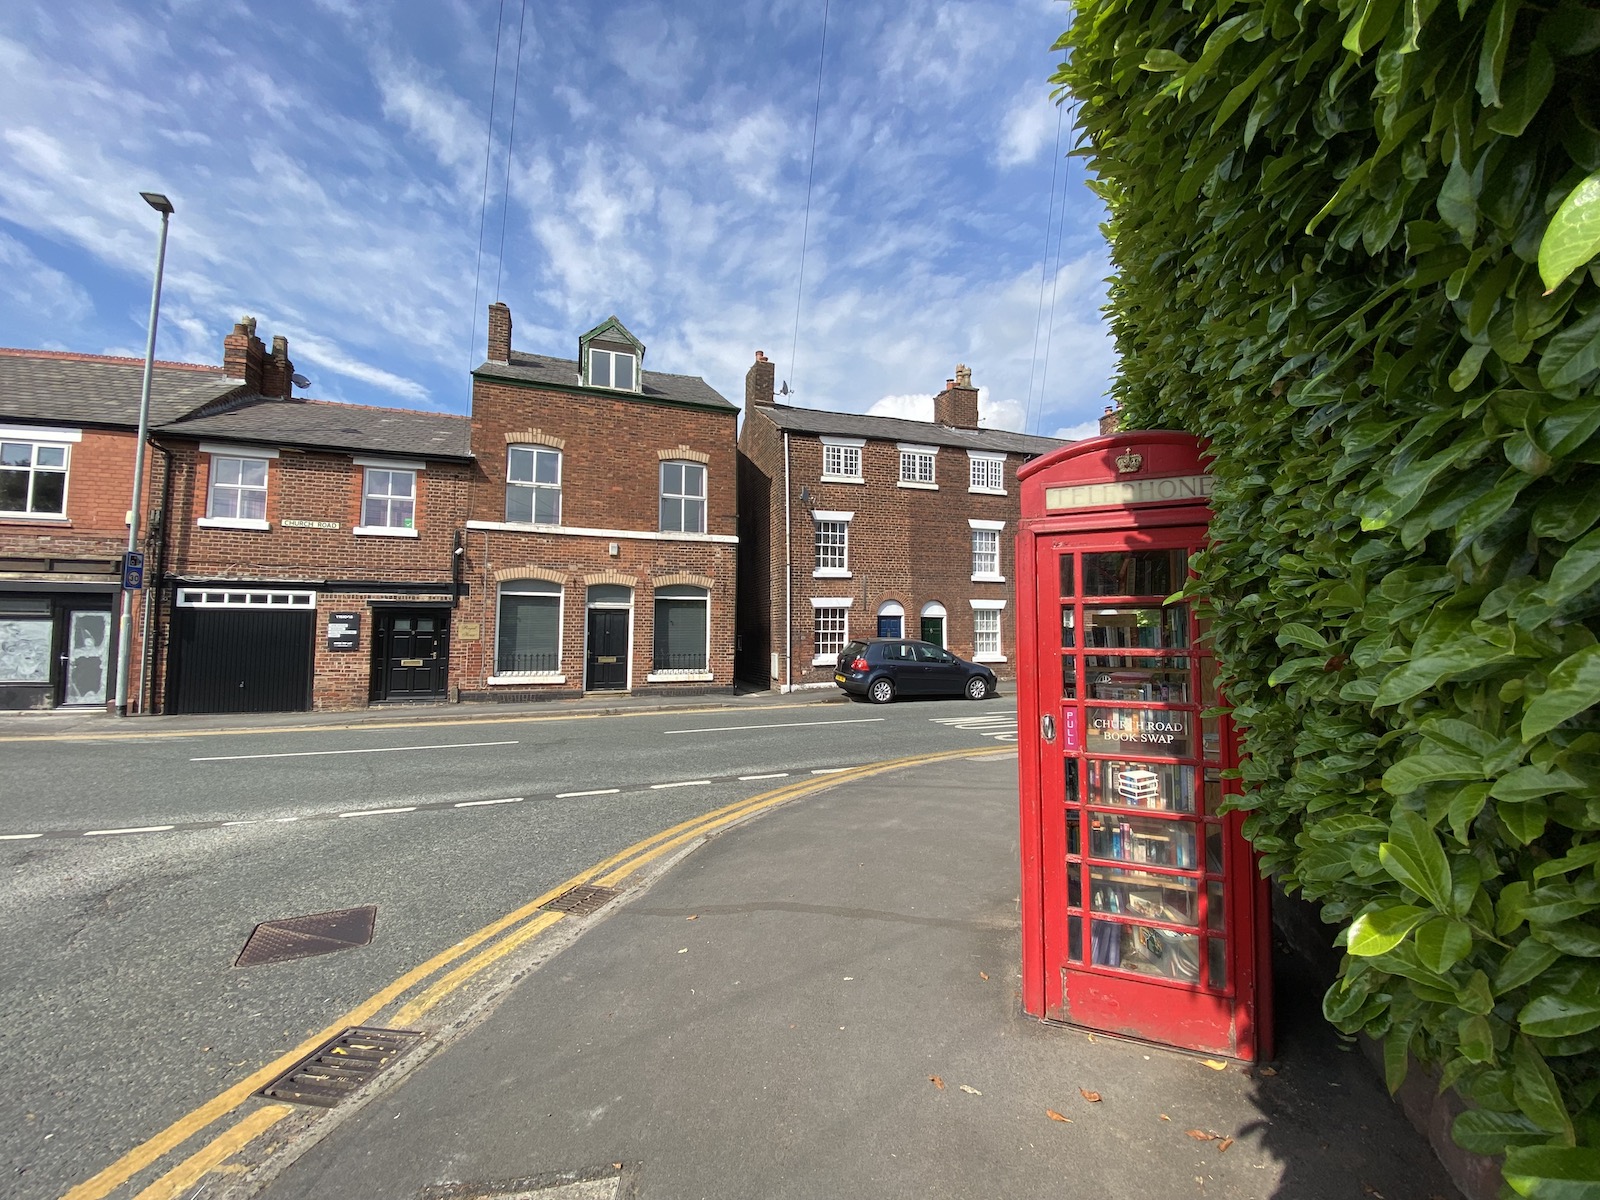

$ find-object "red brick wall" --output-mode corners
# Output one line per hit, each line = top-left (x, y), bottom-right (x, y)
(738, 407), (1033, 691)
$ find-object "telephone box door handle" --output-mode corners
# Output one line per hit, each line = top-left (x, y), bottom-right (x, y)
(1042, 714), (1056, 743)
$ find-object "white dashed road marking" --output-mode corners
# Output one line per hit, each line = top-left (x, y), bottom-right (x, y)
(739, 773), (789, 781)
(651, 780), (712, 789)
(190, 740), (518, 762)
(557, 788), (621, 798)
(664, 718), (885, 735)
(454, 797), (524, 808)
(339, 807), (417, 818)
(83, 826), (176, 837)
(930, 711), (1019, 743)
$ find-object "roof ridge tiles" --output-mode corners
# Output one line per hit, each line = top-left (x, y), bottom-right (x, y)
(0, 347), (225, 373)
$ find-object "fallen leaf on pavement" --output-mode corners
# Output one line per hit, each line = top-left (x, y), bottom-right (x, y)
(612, 1163), (622, 1170)
(686, 915), (698, 920)
(677, 948), (688, 954)
(980, 972), (990, 980)
(1079, 1088), (1101, 1102)
(1217, 1138), (1234, 1153)
(1258, 1066), (1277, 1076)
(959, 1085), (983, 1095)
(929, 1075), (945, 1090)
(1046, 1109), (1072, 1123)
(1187, 1130), (1217, 1141)
(1201, 1059), (1228, 1071)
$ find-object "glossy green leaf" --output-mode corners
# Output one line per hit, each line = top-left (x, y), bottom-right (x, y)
(1455, 1107), (1553, 1154)
(1539, 171), (1600, 294)
(1416, 916), (1475, 972)
(1458, 1013), (1496, 1061)
(1538, 304), (1600, 391)
(1503, 1146), (1600, 1199)
(1533, 529), (1600, 609)
(1140, 49), (1191, 72)
(1380, 811), (1454, 909)
(1534, 922), (1600, 958)
(1383, 753), (1484, 794)
(1523, 646), (1600, 742)
(1515, 1036), (1576, 1141)
(1476, 0), (1517, 106)
(1519, 989), (1600, 1039)
(1498, 938), (1564, 991)
(1349, 904), (1433, 955)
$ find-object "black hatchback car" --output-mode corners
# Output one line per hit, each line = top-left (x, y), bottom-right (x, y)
(834, 638), (998, 704)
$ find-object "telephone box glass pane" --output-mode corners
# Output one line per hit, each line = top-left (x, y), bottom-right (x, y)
(1068, 863), (1082, 906)
(1082, 549), (1188, 597)
(1089, 813), (1197, 868)
(1091, 920), (1201, 981)
(1203, 714), (1221, 760)
(1086, 760), (1195, 812)
(1085, 656), (1192, 702)
(1204, 770), (1223, 815)
(1088, 866), (1199, 926)
(1207, 826), (1224, 874)
(1062, 655), (1077, 698)
(1082, 605), (1190, 650)
(1065, 808), (1081, 857)
(1200, 656), (1219, 705)
(1207, 881), (1226, 931)
(1058, 553), (1075, 598)
(1064, 758), (1080, 802)
(1069, 917), (1085, 962)
(1061, 608), (1076, 648)
(1085, 706), (1194, 758)
(1207, 938), (1228, 989)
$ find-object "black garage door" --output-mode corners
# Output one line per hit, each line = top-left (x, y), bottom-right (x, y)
(168, 607), (314, 714)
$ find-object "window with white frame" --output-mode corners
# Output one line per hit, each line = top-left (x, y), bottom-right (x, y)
(898, 445), (936, 486)
(812, 510), (852, 577)
(969, 453), (1005, 493)
(653, 585), (709, 673)
(660, 461), (706, 533)
(970, 519), (1005, 580)
(208, 455), (269, 521)
(497, 580), (562, 676)
(589, 348), (636, 390)
(812, 600), (850, 664)
(0, 438), (70, 517)
(361, 468), (416, 530)
(506, 446), (561, 524)
(821, 438), (864, 482)
(974, 609), (1002, 657)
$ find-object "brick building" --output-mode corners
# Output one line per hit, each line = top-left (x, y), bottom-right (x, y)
(737, 353), (1068, 691)
(149, 318), (474, 713)
(456, 304), (739, 700)
(0, 348), (241, 710)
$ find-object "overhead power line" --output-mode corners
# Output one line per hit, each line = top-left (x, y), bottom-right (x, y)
(787, 0), (832, 401)
(468, 0), (509, 379)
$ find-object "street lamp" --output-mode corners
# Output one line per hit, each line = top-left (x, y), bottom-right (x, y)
(114, 191), (173, 717)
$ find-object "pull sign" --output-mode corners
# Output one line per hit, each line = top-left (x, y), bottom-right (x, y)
(1063, 708), (1081, 753)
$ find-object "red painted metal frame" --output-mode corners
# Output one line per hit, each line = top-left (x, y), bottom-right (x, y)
(1015, 432), (1272, 1061)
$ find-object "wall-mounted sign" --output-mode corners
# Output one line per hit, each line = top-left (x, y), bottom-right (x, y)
(121, 551), (145, 591)
(1045, 474), (1213, 512)
(327, 611), (360, 651)
(284, 519), (342, 530)
(456, 621), (481, 641)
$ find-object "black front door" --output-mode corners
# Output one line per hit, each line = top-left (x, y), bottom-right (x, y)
(375, 609), (449, 700)
(586, 608), (629, 690)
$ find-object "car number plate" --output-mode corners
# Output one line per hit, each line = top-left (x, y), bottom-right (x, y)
(834, 673), (846, 683)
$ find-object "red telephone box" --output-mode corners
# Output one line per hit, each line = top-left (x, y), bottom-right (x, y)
(1015, 432), (1272, 1061)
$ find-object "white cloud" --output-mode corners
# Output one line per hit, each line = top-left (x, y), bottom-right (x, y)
(867, 393), (933, 422)
(0, 232), (91, 326)
(1053, 419), (1103, 440)
(288, 330), (433, 405)
(997, 86), (1057, 168)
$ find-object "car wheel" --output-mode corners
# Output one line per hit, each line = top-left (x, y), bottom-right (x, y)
(868, 678), (895, 704)
(965, 675), (990, 700)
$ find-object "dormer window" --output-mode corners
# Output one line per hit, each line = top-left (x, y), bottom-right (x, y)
(589, 348), (636, 390)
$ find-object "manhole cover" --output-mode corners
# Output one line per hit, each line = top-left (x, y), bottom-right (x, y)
(236, 905), (376, 967)
(421, 1165), (632, 1199)
(259, 1026), (422, 1107)
(540, 885), (620, 916)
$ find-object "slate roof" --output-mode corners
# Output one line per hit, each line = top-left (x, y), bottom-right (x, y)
(158, 395), (473, 461)
(0, 348), (242, 427)
(753, 402), (1070, 457)
(477, 351), (737, 411)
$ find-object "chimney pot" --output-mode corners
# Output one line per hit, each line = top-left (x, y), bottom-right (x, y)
(487, 302), (513, 364)
(933, 364), (980, 429)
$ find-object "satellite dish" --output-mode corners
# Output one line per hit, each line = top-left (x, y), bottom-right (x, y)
(291, 373), (311, 389)
(778, 380), (792, 397)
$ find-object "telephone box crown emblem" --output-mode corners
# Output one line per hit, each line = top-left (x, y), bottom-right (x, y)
(1116, 449), (1144, 474)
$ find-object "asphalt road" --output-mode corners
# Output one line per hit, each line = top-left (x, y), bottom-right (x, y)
(0, 694), (1018, 1200)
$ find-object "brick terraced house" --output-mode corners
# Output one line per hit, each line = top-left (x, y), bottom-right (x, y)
(0, 349), (241, 710)
(150, 319), (474, 713)
(456, 304), (739, 700)
(737, 353), (1068, 692)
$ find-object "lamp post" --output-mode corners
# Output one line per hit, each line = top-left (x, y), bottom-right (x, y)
(114, 191), (173, 717)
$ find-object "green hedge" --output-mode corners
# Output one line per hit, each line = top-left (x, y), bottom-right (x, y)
(1052, 0), (1600, 1191)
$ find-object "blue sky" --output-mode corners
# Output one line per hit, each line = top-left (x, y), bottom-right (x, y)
(0, 0), (1111, 438)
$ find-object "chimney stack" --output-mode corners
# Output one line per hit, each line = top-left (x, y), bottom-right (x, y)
(487, 302), (512, 364)
(933, 362), (979, 429)
(222, 316), (266, 393)
(261, 334), (295, 399)
(1099, 404), (1121, 436)
(746, 349), (776, 408)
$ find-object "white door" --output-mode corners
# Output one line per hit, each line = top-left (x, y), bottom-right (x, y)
(63, 611), (110, 705)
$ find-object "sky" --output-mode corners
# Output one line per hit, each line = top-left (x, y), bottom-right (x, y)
(0, 0), (1113, 440)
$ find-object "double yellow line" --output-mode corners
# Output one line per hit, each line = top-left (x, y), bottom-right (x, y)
(64, 746), (1009, 1200)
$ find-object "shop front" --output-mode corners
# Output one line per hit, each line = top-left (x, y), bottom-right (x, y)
(1015, 432), (1271, 1060)
(0, 574), (118, 710)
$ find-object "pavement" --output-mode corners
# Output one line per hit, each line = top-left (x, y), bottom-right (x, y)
(240, 751), (1457, 1200)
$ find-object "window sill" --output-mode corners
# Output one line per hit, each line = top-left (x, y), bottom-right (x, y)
(487, 673), (566, 685)
(896, 480), (938, 490)
(819, 474), (864, 485)
(197, 517), (271, 531)
(812, 568), (852, 579)
(353, 526), (419, 538)
(0, 514), (70, 525)
(968, 486), (1007, 496)
(647, 669), (713, 683)
(811, 653), (842, 667)
(974, 653), (1008, 664)
(971, 573), (1007, 584)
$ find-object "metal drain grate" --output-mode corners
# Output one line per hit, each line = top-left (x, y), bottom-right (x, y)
(540, 884), (621, 916)
(259, 1026), (423, 1107)
(236, 905), (376, 967)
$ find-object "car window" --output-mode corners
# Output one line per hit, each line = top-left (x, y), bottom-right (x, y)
(840, 641), (867, 660)
(885, 643), (913, 661)
(913, 643), (944, 663)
